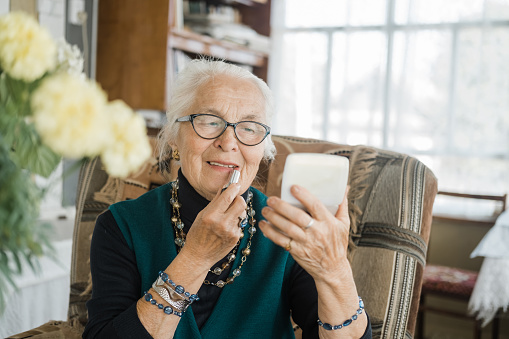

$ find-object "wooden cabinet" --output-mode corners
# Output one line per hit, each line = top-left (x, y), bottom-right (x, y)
(95, 0), (271, 112)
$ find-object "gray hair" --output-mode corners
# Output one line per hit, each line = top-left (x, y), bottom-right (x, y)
(157, 59), (276, 166)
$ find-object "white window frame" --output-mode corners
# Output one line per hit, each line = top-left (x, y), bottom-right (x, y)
(269, 0), (509, 197)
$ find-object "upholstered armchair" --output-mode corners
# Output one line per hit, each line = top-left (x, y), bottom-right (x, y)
(8, 135), (437, 339)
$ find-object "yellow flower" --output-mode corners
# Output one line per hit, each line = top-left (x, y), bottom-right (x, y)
(31, 73), (110, 158)
(0, 12), (57, 82)
(101, 100), (151, 178)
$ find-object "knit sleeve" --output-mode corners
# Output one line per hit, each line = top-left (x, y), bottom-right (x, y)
(82, 210), (152, 339)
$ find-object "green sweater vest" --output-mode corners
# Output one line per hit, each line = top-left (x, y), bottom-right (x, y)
(110, 183), (296, 338)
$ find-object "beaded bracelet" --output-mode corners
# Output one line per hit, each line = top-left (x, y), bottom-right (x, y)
(317, 297), (364, 330)
(158, 271), (199, 302)
(151, 271), (200, 314)
(143, 292), (183, 317)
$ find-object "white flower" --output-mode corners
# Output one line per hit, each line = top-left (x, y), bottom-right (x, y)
(31, 73), (110, 158)
(55, 38), (85, 79)
(101, 100), (151, 178)
(0, 11), (57, 81)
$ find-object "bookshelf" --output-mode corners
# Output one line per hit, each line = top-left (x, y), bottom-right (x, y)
(95, 0), (271, 114)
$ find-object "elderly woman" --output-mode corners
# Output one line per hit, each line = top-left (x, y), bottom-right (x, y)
(83, 60), (371, 338)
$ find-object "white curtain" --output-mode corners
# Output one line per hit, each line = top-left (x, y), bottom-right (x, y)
(269, 0), (509, 197)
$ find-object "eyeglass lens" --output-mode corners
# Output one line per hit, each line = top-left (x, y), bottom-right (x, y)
(192, 115), (268, 145)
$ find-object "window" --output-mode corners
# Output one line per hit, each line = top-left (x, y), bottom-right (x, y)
(270, 0), (509, 196)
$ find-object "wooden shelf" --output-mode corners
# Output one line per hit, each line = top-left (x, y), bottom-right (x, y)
(95, 0), (271, 111)
(170, 30), (267, 67)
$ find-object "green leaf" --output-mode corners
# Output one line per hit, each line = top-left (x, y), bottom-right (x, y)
(0, 74), (60, 178)
(0, 260), (17, 289)
(11, 251), (22, 274)
(26, 143), (61, 178)
(0, 73), (8, 105)
(0, 109), (25, 155)
(0, 251), (8, 267)
(0, 73), (40, 124)
(4, 74), (30, 109)
(7, 122), (61, 177)
(22, 251), (41, 273)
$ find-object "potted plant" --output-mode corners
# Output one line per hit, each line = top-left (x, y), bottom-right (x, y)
(0, 11), (152, 312)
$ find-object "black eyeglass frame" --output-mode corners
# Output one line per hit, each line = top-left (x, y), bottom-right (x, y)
(175, 114), (271, 146)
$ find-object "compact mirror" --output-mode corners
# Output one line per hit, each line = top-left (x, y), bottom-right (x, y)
(281, 153), (349, 214)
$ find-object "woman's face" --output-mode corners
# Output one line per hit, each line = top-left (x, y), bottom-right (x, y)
(172, 75), (267, 200)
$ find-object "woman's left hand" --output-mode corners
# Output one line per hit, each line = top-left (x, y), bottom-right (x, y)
(261, 185), (368, 337)
(259, 185), (351, 282)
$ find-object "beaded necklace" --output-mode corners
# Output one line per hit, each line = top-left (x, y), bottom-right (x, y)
(169, 179), (257, 288)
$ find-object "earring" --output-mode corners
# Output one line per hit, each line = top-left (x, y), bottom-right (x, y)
(172, 149), (180, 161)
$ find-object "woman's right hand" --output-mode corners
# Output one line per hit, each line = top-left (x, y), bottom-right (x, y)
(179, 183), (247, 270)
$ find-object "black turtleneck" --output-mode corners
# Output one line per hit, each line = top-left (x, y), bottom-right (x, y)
(83, 170), (372, 339)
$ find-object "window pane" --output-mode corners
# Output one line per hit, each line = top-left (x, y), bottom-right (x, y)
(349, 0), (387, 26)
(485, 0), (509, 20)
(395, 0), (484, 24)
(421, 155), (509, 196)
(272, 1), (509, 196)
(285, 0), (348, 28)
(271, 32), (328, 138)
(389, 30), (452, 152)
(328, 31), (386, 146)
(453, 27), (509, 156)
(285, 0), (387, 28)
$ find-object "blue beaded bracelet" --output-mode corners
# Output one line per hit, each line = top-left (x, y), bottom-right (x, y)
(317, 297), (364, 330)
(158, 271), (199, 302)
(144, 292), (183, 317)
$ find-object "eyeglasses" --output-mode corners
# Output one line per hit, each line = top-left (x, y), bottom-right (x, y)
(175, 114), (271, 146)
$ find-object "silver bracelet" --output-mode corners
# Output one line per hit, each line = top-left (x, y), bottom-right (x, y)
(153, 276), (193, 312)
(155, 276), (186, 299)
(152, 283), (191, 313)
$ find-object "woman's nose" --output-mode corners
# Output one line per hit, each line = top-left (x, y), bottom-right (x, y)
(214, 125), (239, 151)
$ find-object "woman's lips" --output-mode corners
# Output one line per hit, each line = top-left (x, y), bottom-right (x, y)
(207, 161), (239, 169)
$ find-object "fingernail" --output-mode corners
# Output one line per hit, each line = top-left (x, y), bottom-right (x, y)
(291, 185), (300, 193)
(259, 222), (268, 237)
